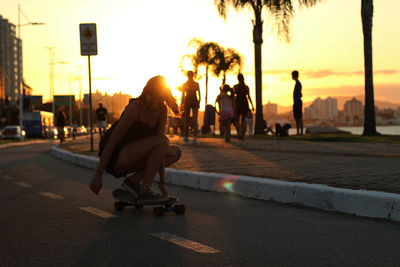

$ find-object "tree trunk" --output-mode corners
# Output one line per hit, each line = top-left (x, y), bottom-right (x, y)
(361, 0), (378, 136)
(205, 66), (209, 108)
(253, 12), (264, 134)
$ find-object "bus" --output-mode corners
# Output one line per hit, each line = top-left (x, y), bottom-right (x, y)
(22, 111), (54, 138)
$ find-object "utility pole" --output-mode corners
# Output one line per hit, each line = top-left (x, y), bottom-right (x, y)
(17, 4), (22, 140)
(17, 5), (45, 140)
(69, 70), (72, 127)
(45, 47), (55, 126)
(77, 65), (83, 127)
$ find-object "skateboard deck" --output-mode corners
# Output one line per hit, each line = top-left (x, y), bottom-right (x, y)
(112, 188), (185, 216)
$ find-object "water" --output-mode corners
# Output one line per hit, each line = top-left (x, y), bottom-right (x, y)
(337, 125), (400, 135)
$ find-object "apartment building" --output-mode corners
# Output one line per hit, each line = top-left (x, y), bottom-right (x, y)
(304, 97), (338, 120)
(0, 15), (22, 105)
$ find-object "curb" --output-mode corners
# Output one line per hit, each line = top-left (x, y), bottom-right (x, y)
(0, 139), (54, 149)
(50, 145), (400, 222)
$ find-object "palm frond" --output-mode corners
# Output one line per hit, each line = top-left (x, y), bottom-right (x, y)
(215, 0), (255, 19)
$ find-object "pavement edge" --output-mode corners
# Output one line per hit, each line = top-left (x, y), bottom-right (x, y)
(0, 139), (53, 149)
(50, 145), (400, 222)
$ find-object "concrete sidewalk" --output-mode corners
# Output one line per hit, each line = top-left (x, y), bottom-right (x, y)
(60, 134), (400, 194)
(0, 139), (54, 149)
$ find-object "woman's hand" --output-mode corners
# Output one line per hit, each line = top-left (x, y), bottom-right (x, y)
(159, 182), (168, 197)
(89, 171), (103, 195)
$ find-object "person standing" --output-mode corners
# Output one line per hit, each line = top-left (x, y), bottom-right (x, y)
(96, 103), (109, 138)
(292, 70), (303, 135)
(56, 110), (67, 143)
(233, 74), (254, 140)
(215, 84), (234, 142)
(181, 71), (200, 144)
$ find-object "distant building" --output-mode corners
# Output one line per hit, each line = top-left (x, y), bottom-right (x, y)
(324, 97), (338, 119)
(111, 92), (131, 117)
(395, 107), (400, 119)
(344, 98), (363, 117)
(304, 97), (338, 120)
(84, 90), (131, 119)
(0, 15), (22, 106)
(263, 101), (277, 117)
(338, 97), (363, 126)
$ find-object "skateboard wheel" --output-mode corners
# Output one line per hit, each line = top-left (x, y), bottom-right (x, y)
(175, 204), (185, 215)
(153, 207), (164, 216)
(114, 201), (125, 211)
(134, 205), (143, 210)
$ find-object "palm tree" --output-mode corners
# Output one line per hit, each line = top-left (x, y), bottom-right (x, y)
(191, 40), (222, 107)
(213, 47), (242, 85)
(215, 0), (323, 134)
(361, 0), (378, 136)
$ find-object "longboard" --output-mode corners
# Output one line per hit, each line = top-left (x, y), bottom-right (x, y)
(112, 188), (185, 216)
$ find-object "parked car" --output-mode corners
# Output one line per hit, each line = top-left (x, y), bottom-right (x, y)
(1, 125), (25, 139)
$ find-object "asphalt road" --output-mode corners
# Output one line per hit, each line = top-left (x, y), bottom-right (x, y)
(1, 143), (400, 266)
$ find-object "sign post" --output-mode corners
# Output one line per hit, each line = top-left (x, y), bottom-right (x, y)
(79, 23), (97, 152)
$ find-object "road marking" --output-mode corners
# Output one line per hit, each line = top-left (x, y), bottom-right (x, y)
(78, 207), (116, 219)
(150, 232), (220, 254)
(15, 182), (31, 188)
(39, 192), (64, 200)
(2, 175), (13, 180)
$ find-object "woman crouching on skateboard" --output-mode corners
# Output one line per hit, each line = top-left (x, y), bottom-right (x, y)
(89, 76), (181, 203)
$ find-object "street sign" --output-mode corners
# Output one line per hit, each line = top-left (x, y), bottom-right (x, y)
(79, 23), (97, 56)
(54, 95), (76, 106)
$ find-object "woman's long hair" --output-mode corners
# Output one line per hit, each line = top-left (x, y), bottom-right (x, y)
(133, 76), (179, 115)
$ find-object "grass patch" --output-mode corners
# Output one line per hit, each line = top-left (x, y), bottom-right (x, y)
(251, 133), (400, 144)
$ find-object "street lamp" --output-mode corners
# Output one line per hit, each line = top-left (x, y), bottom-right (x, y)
(44, 47), (69, 127)
(17, 5), (45, 141)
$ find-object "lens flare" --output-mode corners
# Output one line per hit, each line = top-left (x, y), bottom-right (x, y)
(216, 175), (239, 193)
(223, 182), (234, 193)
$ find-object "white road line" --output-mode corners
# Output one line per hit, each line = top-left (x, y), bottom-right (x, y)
(15, 182), (31, 188)
(39, 192), (64, 200)
(1, 175), (13, 180)
(78, 207), (116, 219)
(150, 232), (220, 254)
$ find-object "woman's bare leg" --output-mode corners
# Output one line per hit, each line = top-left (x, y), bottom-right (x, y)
(166, 145), (181, 166)
(114, 135), (169, 192)
(140, 144), (168, 194)
(119, 145), (182, 193)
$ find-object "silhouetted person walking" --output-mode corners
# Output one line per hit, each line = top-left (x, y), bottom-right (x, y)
(181, 71), (200, 144)
(292, 70), (303, 135)
(233, 74), (254, 139)
(96, 103), (109, 138)
(56, 110), (67, 143)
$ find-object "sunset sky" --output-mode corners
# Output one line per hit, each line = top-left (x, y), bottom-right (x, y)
(2, 0), (400, 111)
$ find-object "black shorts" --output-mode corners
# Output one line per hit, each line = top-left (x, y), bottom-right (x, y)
(293, 102), (303, 120)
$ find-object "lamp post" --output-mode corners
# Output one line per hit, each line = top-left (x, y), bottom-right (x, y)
(17, 4), (45, 141)
(76, 65), (83, 127)
(45, 47), (69, 127)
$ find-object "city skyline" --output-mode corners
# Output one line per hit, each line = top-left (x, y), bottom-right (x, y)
(1, 0), (399, 109)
